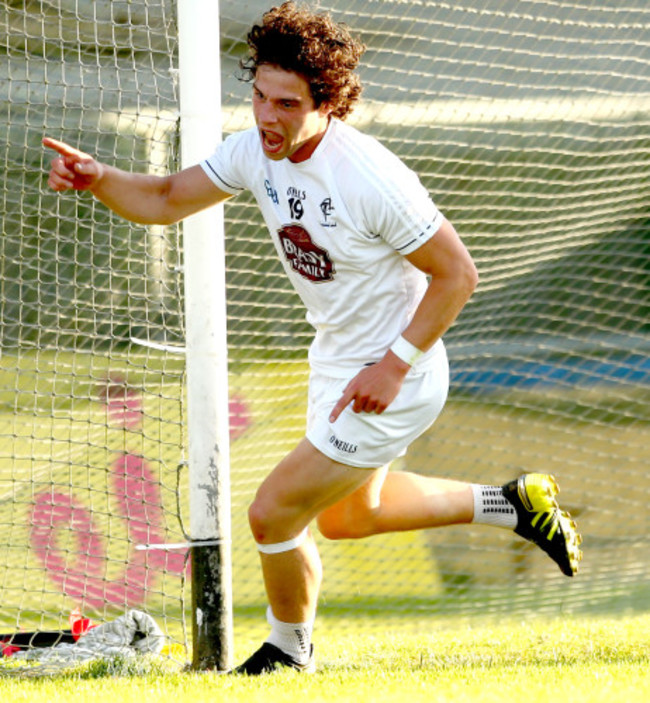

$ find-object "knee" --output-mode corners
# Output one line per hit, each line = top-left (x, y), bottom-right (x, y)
(247, 496), (278, 544)
(315, 509), (346, 540)
(247, 495), (306, 544)
(317, 503), (377, 541)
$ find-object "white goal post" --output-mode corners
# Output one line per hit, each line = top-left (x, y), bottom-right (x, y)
(176, 0), (233, 672)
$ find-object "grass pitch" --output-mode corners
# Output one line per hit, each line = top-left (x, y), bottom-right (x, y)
(1, 351), (647, 701)
(1, 614), (648, 703)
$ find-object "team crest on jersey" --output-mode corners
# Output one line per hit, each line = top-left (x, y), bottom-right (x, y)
(319, 197), (337, 228)
(278, 224), (335, 283)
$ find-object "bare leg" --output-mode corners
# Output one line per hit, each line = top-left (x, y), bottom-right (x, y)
(237, 443), (476, 673)
(317, 467), (474, 540)
(248, 438), (379, 623)
(258, 533), (322, 624)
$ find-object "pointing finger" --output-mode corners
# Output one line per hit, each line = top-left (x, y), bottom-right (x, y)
(329, 385), (354, 423)
(42, 137), (80, 158)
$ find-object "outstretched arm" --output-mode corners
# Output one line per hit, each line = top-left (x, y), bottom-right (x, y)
(43, 137), (230, 225)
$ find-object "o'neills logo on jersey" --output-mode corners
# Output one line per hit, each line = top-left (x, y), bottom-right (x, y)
(278, 224), (335, 283)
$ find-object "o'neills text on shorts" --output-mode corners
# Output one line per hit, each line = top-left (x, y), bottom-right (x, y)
(328, 434), (358, 454)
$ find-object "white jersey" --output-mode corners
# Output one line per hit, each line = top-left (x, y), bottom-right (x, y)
(200, 118), (445, 377)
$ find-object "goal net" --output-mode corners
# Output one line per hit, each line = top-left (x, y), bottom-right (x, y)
(1, 0), (648, 658)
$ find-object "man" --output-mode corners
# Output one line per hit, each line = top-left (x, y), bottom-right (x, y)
(44, 2), (582, 675)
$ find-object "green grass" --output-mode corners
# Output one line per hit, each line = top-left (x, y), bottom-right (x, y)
(1, 614), (648, 702)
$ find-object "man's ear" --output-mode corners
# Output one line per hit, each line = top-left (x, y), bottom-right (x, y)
(318, 102), (334, 119)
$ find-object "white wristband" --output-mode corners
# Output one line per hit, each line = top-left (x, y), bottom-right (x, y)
(389, 335), (423, 367)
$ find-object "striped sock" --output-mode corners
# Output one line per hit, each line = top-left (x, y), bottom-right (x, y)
(471, 484), (517, 529)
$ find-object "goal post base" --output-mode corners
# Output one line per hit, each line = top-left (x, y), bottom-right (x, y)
(190, 542), (233, 672)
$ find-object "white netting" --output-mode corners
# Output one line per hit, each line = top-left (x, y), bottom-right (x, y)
(0, 1), (648, 657)
(1, 0), (188, 652)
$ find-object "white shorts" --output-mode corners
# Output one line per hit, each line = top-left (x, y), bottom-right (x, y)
(306, 343), (449, 469)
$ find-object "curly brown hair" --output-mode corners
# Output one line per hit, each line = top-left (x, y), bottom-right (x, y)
(240, 2), (365, 120)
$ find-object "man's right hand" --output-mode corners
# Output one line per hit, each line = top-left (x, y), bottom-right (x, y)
(43, 137), (104, 192)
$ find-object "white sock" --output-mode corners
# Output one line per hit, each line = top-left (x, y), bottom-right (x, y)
(471, 484), (517, 529)
(265, 606), (313, 664)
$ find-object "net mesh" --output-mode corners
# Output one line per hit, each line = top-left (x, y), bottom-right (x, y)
(1, 0), (188, 655)
(0, 0), (648, 658)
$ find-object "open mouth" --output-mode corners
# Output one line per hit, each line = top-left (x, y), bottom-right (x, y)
(261, 129), (284, 154)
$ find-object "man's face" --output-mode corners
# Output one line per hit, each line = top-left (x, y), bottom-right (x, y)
(252, 64), (331, 163)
